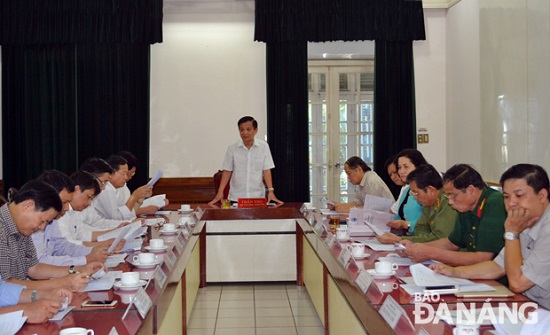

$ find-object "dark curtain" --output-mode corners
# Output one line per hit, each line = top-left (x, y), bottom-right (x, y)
(0, 0), (162, 194)
(76, 43), (151, 189)
(2, 45), (78, 190)
(266, 42), (309, 202)
(255, 0), (425, 202)
(373, 40), (417, 195)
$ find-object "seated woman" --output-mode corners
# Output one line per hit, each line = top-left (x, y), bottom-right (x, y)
(385, 149), (426, 236)
(385, 155), (405, 214)
(328, 156), (394, 213)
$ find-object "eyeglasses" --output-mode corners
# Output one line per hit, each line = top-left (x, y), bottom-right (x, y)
(443, 189), (466, 201)
(96, 177), (108, 186)
(409, 188), (427, 197)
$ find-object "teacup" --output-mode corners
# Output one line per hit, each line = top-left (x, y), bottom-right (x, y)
(120, 272), (140, 286)
(375, 281), (399, 293)
(60, 328), (94, 335)
(180, 204), (191, 211)
(453, 322), (480, 335)
(149, 238), (164, 249)
(374, 261), (398, 275)
(163, 223), (176, 232)
(335, 227), (350, 240)
(133, 252), (155, 264)
(348, 243), (365, 257)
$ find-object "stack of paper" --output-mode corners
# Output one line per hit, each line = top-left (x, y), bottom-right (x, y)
(142, 194), (166, 208)
(80, 271), (117, 292)
(97, 221), (144, 253)
(0, 310), (26, 335)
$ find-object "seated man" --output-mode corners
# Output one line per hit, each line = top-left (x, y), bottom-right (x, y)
(93, 154), (151, 220)
(431, 164), (550, 309)
(79, 157), (130, 229)
(0, 180), (100, 291)
(329, 156), (394, 213)
(402, 164), (507, 266)
(32, 170), (110, 266)
(0, 278), (72, 324)
(56, 171), (126, 248)
(118, 150), (169, 215)
(377, 164), (457, 244)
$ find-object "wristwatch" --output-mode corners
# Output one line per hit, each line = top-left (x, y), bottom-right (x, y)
(503, 231), (520, 241)
(68, 265), (76, 274)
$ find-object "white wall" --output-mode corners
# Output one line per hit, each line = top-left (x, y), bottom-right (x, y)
(150, 13), (266, 177)
(413, 8), (448, 172)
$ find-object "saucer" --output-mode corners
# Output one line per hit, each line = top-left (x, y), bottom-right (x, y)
(366, 269), (396, 280)
(178, 209), (193, 214)
(336, 237), (351, 242)
(114, 280), (147, 291)
(352, 253), (371, 259)
(145, 245), (168, 252)
(129, 260), (160, 269)
(159, 229), (177, 235)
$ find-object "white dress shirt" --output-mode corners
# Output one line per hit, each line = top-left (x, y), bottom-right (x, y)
(92, 182), (136, 220)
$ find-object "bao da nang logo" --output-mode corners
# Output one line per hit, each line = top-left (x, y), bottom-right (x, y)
(412, 292), (539, 325)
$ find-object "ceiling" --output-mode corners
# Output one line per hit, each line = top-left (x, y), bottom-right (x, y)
(163, 0), (255, 14)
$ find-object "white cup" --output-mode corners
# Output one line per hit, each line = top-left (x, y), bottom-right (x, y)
(376, 281), (399, 293)
(335, 227), (350, 240)
(303, 202), (313, 209)
(374, 261), (398, 275)
(180, 204), (191, 211)
(133, 253), (155, 264)
(348, 243), (365, 257)
(163, 223), (176, 232)
(149, 238), (164, 249)
(453, 323), (480, 335)
(60, 328), (94, 335)
(121, 272), (140, 286)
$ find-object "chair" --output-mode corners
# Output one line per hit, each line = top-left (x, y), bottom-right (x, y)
(213, 170), (230, 199)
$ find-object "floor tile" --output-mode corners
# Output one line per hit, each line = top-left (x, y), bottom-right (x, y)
(190, 308), (218, 319)
(255, 307), (293, 317)
(291, 306), (319, 317)
(216, 317), (255, 328)
(255, 291), (289, 300)
(196, 292), (222, 301)
(256, 316), (296, 328)
(214, 328), (256, 335)
(194, 299), (221, 309)
(257, 328), (298, 335)
(255, 299), (291, 308)
(293, 316), (323, 327)
(254, 284), (288, 291)
(296, 326), (325, 335)
(188, 317), (216, 329)
(221, 291), (254, 301)
(217, 308), (255, 318)
(219, 299), (255, 309)
(289, 298), (314, 309)
(187, 329), (215, 335)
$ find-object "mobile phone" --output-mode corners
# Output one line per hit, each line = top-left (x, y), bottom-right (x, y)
(81, 300), (118, 307)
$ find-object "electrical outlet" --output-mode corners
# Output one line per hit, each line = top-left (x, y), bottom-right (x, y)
(417, 134), (424, 144)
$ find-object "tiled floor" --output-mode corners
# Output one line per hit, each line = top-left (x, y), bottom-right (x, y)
(188, 283), (325, 335)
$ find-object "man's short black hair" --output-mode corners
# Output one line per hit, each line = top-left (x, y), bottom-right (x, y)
(105, 155), (128, 172)
(406, 164), (443, 190)
(500, 164), (550, 200)
(80, 157), (114, 176)
(238, 116), (258, 129)
(12, 180), (62, 212)
(36, 170), (75, 194)
(71, 171), (101, 197)
(118, 151), (138, 170)
(443, 164), (486, 190)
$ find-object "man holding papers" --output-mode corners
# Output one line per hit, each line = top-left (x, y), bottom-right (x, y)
(377, 164), (457, 244)
(93, 154), (152, 220)
(430, 164), (550, 309)
(327, 156), (394, 213)
(0, 180), (99, 291)
(403, 164), (507, 266)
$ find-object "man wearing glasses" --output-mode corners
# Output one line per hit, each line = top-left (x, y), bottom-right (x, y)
(402, 164), (507, 266)
(377, 164), (457, 244)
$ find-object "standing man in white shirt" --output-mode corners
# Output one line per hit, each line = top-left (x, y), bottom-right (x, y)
(93, 155), (151, 220)
(209, 116), (283, 205)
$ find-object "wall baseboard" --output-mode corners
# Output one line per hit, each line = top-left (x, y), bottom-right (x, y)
(153, 177), (215, 204)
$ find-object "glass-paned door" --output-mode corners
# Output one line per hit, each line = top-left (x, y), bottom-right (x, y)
(308, 61), (374, 206)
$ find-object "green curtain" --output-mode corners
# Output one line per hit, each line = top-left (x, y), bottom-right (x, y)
(256, 0), (425, 202)
(266, 42), (309, 202)
(2, 45), (78, 190)
(0, 0), (161, 193)
(373, 40), (417, 189)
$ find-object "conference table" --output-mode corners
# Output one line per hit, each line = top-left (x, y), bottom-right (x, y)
(16, 203), (533, 335)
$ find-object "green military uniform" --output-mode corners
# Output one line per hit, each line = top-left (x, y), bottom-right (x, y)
(402, 190), (458, 243)
(447, 187), (506, 255)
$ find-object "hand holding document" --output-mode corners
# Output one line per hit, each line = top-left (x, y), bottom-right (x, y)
(142, 194), (166, 208)
(363, 194), (393, 212)
(147, 170), (163, 187)
(410, 264), (479, 287)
